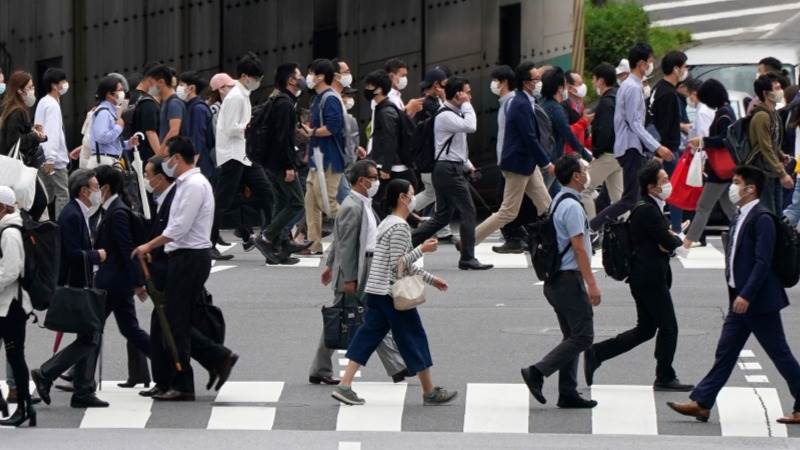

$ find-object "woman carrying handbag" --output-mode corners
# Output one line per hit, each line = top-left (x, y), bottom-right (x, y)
(0, 71), (48, 221)
(333, 179), (456, 406)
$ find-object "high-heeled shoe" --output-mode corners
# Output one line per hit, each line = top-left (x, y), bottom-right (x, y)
(0, 393), (8, 418)
(0, 399), (36, 427)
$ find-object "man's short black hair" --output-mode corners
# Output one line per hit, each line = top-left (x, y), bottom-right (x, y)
(331, 58), (343, 74)
(555, 154), (582, 186)
(364, 70), (392, 97)
(167, 136), (197, 164)
(754, 73), (779, 102)
(311, 59), (336, 85)
(178, 71), (208, 94)
(697, 78), (730, 109)
(147, 155), (176, 182)
(444, 76), (469, 100)
(346, 159), (378, 185)
(43, 68), (67, 92)
(274, 62), (299, 89)
(541, 67), (566, 100)
(661, 51), (688, 76)
(68, 169), (96, 199)
(491, 65), (515, 88)
(514, 61), (536, 91)
(236, 52), (264, 78)
(628, 42), (654, 69)
(145, 64), (173, 84)
(734, 165), (766, 196)
(759, 57), (783, 73)
(592, 63), (616, 87)
(683, 77), (702, 93)
(639, 159), (663, 197)
(384, 58), (407, 74)
(94, 165), (124, 195)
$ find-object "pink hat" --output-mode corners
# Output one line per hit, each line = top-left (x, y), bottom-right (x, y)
(210, 73), (236, 91)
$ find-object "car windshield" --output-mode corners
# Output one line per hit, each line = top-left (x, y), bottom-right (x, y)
(689, 64), (795, 95)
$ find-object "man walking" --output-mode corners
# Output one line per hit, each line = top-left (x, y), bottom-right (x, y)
(35, 67), (70, 217)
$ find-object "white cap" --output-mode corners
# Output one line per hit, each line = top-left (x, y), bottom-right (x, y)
(0, 186), (16, 207)
(616, 58), (631, 75)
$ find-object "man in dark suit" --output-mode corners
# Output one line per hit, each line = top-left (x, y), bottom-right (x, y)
(32, 169), (110, 408)
(584, 160), (693, 391)
(668, 165), (800, 424)
(139, 156), (238, 398)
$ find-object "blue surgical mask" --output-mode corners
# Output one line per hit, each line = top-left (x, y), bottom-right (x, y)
(0, 83), (6, 96)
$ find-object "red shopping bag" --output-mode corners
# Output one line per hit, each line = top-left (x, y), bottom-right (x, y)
(705, 146), (736, 180)
(667, 150), (703, 211)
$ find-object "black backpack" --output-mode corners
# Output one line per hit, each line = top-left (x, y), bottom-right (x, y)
(0, 211), (61, 311)
(527, 193), (581, 282)
(411, 108), (457, 173)
(750, 212), (800, 288)
(245, 97), (276, 166)
(726, 116), (753, 165)
(121, 94), (158, 140)
(376, 102), (416, 168)
(533, 102), (556, 158)
(601, 201), (647, 282)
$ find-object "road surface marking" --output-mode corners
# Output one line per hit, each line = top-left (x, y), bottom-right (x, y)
(739, 350), (755, 357)
(591, 385), (658, 435)
(717, 387), (787, 437)
(214, 381), (284, 403)
(745, 375), (769, 383)
(692, 23), (779, 41)
(463, 383), (529, 433)
(475, 243), (528, 269)
(207, 406), (277, 430)
(644, 0), (736, 12)
(338, 442), (361, 450)
(80, 381), (152, 428)
(210, 265), (236, 274)
(652, 3), (800, 27)
(738, 362), (763, 370)
(336, 382), (407, 431)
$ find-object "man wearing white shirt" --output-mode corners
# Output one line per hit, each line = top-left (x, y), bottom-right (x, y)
(211, 53), (275, 257)
(411, 77), (493, 270)
(34, 68), (70, 217)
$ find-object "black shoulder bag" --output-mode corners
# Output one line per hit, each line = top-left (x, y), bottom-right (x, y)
(44, 251), (107, 335)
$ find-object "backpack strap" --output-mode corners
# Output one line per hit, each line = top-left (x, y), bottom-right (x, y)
(433, 107), (460, 161)
(0, 224), (25, 301)
(550, 193), (582, 259)
(92, 106), (114, 163)
(318, 90), (345, 158)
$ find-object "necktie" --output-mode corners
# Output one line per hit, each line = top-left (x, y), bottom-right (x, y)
(725, 209), (741, 282)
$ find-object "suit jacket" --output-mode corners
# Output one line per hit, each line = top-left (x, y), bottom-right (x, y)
(57, 199), (102, 288)
(326, 192), (377, 292)
(499, 90), (550, 176)
(148, 186), (177, 291)
(94, 196), (144, 293)
(728, 204), (789, 314)
(629, 195), (682, 285)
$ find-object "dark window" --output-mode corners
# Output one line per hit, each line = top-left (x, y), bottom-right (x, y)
(313, 0), (339, 59)
(499, 4), (521, 68)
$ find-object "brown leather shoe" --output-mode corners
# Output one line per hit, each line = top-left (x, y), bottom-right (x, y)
(777, 411), (800, 424)
(667, 401), (710, 422)
(152, 389), (195, 402)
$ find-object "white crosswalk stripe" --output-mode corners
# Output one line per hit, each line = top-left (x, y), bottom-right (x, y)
(463, 383), (529, 433)
(80, 382), (152, 429)
(717, 387), (787, 437)
(335, 382), (407, 431)
(591, 385), (658, 435)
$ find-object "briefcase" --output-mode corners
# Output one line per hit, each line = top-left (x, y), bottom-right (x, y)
(44, 251), (107, 335)
(322, 293), (365, 350)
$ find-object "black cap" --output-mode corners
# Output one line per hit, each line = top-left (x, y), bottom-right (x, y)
(419, 68), (447, 90)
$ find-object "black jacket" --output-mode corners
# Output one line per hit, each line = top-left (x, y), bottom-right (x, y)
(591, 88), (617, 157)
(263, 90), (298, 173)
(629, 195), (682, 286)
(702, 104), (736, 183)
(371, 98), (402, 170)
(650, 79), (682, 152)
(57, 199), (103, 288)
(0, 108), (39, 158)
(93, 196), (144, 293)
(148, 186), (177, 291)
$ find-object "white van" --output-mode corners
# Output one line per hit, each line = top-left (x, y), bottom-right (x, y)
(685, 40), (800, 95)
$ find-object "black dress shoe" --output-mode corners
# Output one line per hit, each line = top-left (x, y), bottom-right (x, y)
(392, 369), (410, 383)
(30, 369), (52, 406)
(284, 240), (314, 254)
(71, 394), (109, 408)
(152, 390), (195, 402)
(492, 239), (526, 254)
(139, 386), (165, 397)
(521, 367), (546, 404)
(55, 383), (74, 393)
(210, 247), (234, 261)
(309, 375), (340, 385)
(216, 237), (231, 246)
(583, 347), (600, 386)
(118, 380), (151, 389)
(557, 394), (598, 409)
(458, 259), (494, 270)
(214, 353), (239, 391)
(58, 374), (73, 383)
(653, 378), (695, 392)
(206, 371), (219, 391)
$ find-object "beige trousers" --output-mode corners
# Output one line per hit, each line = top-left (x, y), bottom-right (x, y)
(305, 168), (342, 252)
(581, 153), (623, 220)
(474, 168), (551, 244)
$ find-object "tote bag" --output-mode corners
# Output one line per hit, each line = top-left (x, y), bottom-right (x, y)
(0, 139), (38, 210)
(392, 257), (426, 311)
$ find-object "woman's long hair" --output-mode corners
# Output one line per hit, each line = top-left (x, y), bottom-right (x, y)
(0, 70), (32, 127)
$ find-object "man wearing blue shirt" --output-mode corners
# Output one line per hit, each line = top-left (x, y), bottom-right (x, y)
(301, 59), (346, 255)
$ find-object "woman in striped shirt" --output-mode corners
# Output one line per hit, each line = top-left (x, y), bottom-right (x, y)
(332, 179), (456, 406)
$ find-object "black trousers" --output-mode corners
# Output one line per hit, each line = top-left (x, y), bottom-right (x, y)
(0, 301), (30, 403)
(212, 160), (274, 241)
(591, 267), (679, 382)
(264, 171), (304, 243)
(590, 149), (646, 231)
(164, 248), (211, 393)
(375, 169), (419, 220)
(412, 162), (476, 261)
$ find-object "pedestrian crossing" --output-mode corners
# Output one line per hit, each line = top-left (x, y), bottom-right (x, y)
(0, 381), (792, 436)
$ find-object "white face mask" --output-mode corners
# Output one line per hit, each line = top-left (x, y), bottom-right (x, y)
(58, 81), (70, 96)
(645, 61), (655, 77)
(533, 81), (543, 97)
(679, 67), (689, 82)
(729, 183), (743, 205)
(245, 77), (261, 91)
(162, 157), (177, 178)
(574, 83), (587, 98)
(490, 80), (501, 96)
(583, 171), (592, 190)
(396, 76), (408, 91)
(89, 189), (102, 208)
(148, 85), (160, 97)
(561, 89), (569, 102)
(306, 74), (318, 90)
(643, 85), (652, 99)
(339, 73), (353, 88)
(144, 181), (155, 194)
(367, 179), (380, 198)
(21, 90), (36, 107)
(176, 85), (188, 101)
(658, 182), (673, 200)
(116, 90), (126, 103)
(770, 90), (785, 105)
(0, 83), (5, 95)
(343, 97), (355, 111)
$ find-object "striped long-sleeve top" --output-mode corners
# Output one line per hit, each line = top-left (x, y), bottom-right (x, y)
(365, 216), (435, 296)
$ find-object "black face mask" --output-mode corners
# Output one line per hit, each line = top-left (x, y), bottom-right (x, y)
(363, 88), (377, 102)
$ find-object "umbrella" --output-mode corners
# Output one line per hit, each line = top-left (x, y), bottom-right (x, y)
(139, 257), (183, 372)
(131, 137), (151, 220)
(52, 332), (63, 354)
(312, 147), (331, 215)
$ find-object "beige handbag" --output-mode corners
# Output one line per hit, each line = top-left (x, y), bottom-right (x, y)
(391, 257), (426, 311)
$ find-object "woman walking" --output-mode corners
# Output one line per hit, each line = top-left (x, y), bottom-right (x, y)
(332, 179), (456, 406)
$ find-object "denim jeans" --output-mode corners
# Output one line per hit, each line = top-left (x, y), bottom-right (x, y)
(784, 177), (800, 226)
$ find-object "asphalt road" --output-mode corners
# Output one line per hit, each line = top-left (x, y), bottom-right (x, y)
(4, 232), (800, 449)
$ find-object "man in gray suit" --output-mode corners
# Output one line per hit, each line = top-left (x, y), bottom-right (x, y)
(308, 159), (408, 384)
